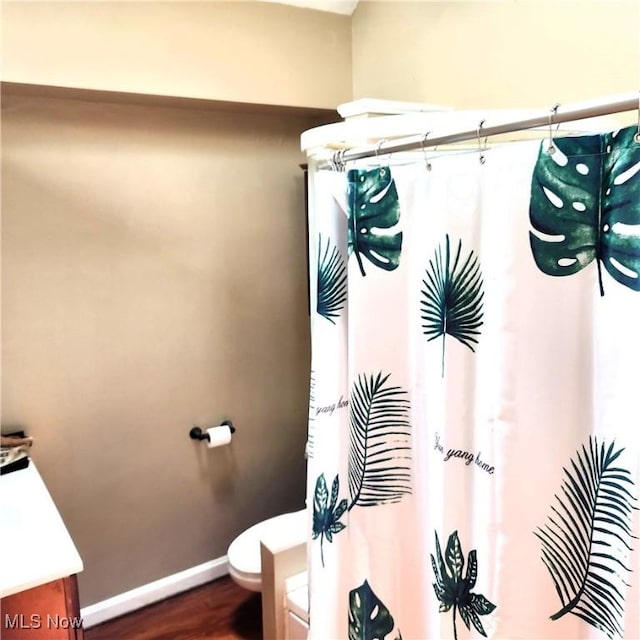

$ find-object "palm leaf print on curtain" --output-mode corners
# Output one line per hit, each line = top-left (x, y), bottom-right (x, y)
(421, 235), (484, 376)
(347, 167), (403, 276)
(431, 530), (496, 639)
(348, 579), (403, 640)
(535, 437), (638, 638)
(317, 234), (347, 323)
(348, 372), (411, 509)
(530, 125), (640, 295)
(312, 373), (411, 565)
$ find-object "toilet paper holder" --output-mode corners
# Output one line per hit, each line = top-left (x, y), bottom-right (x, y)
(189, 419), (236, 442)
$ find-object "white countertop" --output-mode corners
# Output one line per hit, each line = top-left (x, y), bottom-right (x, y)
(0, 462), (83, 598)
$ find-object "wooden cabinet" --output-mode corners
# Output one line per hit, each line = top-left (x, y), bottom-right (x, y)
(0, 463), (84, 639)
(1, 576), (84, 639)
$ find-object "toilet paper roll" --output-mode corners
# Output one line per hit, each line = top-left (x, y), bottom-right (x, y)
(206, 425), (233, 449)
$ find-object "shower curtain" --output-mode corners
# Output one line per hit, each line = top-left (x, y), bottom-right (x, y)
(305, 125), (640, 639)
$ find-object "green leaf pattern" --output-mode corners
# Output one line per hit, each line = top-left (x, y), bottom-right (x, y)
(432, 530), (496, 639)
(312, 372), (412, 569)
(348, 579), (400, 640)
(347, 167), (403, 277)
(312, 473), (348, 567)
(421, 235), (484, 376)
(535, 437), (638, 638)
(317, 234), (347, 323)
(530, 125), (640, 295)
(308, 132), (639, 639)
(348, 372), (412, 509)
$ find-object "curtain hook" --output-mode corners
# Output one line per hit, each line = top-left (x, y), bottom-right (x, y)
(635, 90), (640, 144)
(421, 132), (432, 171)
(375, 139), (387, 176)
(338, 148), (347, 172)
(477, 120), (486, 164)
(331, 149), (341, 172)
(548, 103), (560, 154)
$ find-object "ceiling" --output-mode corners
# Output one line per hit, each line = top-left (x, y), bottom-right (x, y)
(258, 0), (360, 15)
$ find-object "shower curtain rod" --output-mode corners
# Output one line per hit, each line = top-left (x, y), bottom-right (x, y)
(329, 92), (640, 165)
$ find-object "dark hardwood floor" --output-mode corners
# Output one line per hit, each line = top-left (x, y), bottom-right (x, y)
(85, 577), (262, 640)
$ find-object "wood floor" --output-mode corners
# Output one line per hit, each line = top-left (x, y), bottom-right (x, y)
(85, 577), (262, 640)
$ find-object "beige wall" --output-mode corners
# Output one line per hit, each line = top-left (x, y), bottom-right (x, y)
(352, 0), (640, 109)
(1, 91), (321, 604)
(1, 0), (344, 607)
(2, 1), (352, 109)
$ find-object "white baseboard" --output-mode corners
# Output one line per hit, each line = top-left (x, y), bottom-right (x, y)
(80, 556), (229, 628)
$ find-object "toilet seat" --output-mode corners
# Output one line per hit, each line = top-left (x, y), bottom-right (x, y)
(227, 510), (306, 592)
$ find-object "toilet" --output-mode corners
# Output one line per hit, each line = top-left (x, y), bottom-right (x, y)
(227, 509), (307, 592)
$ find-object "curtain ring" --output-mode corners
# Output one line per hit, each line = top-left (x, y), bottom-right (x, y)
(477, 120), (486, 165)
(548, 103), (560, 154)
(331, 149), (341, 172)
(421, 132), (432, 171)
(375, 139), (387, 176)
(338, 148), (347, 172)
(635, 90), (640, 144)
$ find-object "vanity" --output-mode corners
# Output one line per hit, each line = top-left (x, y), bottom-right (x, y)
(0, 463), (84, 639)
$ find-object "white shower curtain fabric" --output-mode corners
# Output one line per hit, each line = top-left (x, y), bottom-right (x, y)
(306, 126), (640, 640)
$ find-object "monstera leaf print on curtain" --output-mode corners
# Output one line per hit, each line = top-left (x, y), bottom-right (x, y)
(348, 580), (403, 640)
(530, 125), (640, 295)
(347, 167), (403, 276)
